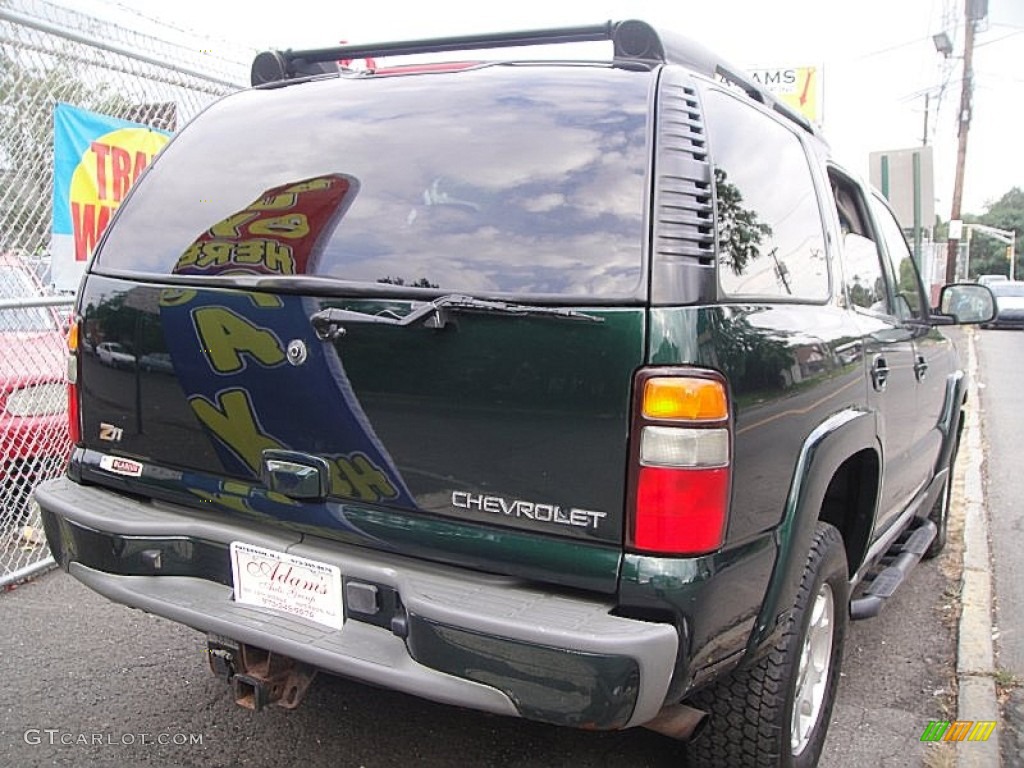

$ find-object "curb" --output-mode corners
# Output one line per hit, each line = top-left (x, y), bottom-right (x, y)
(956, 328), (1000, 767)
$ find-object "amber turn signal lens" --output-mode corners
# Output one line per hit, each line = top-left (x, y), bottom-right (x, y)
(642, 377), (727, 421)
(67, 319), (79, 352)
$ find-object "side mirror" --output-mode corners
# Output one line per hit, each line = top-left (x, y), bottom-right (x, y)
(936, 283), (996, 325)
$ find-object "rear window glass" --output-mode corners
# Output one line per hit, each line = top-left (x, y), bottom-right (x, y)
(95, 65), (652, 297)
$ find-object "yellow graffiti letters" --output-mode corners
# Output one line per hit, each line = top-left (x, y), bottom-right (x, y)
(283, 178), (335, 194)
(246, 292), (283, 308)
(174, 239), (296, 275)
(193, 307), (285, 373)
(208, 211), (259, 238)
(247, 213), (310, 240)
(159, 288), (197, 307)
(248, 193), (298, 211)
(189, 389), (284, 473)
(329, 454), (398, 502)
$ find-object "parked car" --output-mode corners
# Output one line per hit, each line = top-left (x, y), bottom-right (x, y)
(36, 21), (994, 768)
(95, 341), (135, 368)
(982, 280), (1024, 329)
(0, 255), (69, 527)
(977, 274), (1009, 286)
(139, 351), (173, 374)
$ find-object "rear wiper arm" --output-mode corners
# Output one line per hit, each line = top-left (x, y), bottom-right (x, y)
(310, 294), (602, 340)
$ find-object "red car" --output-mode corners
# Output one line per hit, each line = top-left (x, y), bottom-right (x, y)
(0, 255), (70, 528)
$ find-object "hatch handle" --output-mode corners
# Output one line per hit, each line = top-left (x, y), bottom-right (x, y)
(261, 450), (331, 500)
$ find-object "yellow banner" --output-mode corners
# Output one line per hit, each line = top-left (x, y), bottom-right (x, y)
(749, 67), (820, 124)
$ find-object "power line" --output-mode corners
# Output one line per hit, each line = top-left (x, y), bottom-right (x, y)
(852, 35), (934, 61)
(975, 29), (1024, 47)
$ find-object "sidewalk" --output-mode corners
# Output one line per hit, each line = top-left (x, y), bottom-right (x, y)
(956, 329), (1000, 767)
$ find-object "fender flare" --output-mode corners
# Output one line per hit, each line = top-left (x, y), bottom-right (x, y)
(744, 406), (878, 656)
(935, 369), (967, 475)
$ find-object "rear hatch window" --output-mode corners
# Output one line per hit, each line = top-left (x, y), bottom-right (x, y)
(94, 64), (651, 298)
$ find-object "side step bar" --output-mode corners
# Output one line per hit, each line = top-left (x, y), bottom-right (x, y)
(849, 520), (936, 620)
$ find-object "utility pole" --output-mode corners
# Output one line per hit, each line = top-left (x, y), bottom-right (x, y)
(945, 0), (979, 283)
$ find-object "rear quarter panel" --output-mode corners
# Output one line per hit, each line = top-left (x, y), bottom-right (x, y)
(649, 302), (870, 545)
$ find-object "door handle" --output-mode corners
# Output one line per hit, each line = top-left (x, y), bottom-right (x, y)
(871, 356), (889, 392)
(914, 354), (928, 381)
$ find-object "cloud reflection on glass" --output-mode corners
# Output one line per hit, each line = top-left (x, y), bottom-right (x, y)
(98, 65), (652, 298)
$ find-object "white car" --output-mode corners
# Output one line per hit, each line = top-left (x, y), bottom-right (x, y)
(978, 274), (1009, 286)
(96, 341), (136, 368)
(984, 281), (1024, 329)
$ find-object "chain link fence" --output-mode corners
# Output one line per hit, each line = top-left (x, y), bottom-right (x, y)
(0, 0), (249, 585)
(1, 0), (249, 266)
(0, 292), (72, 586)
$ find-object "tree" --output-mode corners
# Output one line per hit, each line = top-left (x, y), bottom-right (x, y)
(714, 168), (774, 277)
(965, 188), (1023, 280)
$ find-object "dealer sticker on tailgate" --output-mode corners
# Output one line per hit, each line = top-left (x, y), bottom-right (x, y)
(229, 542), (344, 630)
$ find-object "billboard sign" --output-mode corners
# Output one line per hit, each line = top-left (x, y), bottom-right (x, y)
(868, 146), (936, 232)
(749, 66), (821, 124)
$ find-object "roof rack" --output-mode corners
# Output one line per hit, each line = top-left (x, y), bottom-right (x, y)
(250, 19), (815, 136)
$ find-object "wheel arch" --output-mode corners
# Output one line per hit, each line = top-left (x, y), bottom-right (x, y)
(745, 407), (878, 657)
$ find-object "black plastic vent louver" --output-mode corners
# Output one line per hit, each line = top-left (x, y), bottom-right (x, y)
(652, 71), (715, 271)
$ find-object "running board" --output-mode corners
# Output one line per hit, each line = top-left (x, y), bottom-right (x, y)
(849, 520), (936, 620)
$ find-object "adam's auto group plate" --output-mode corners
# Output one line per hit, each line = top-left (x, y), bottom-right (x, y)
(229, 542), (343, 630)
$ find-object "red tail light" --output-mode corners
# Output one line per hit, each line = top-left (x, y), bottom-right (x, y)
(627, 370), (731, 556)
(67, 320), (81, 445)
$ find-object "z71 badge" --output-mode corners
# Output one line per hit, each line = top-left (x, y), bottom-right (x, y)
(451, 491), (606, 530)
(98, 422), (124, 442)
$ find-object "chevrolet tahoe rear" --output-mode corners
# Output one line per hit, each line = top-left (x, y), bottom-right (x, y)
(37, 21), (992, 767)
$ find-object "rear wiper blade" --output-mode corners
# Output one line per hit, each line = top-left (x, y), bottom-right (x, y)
(432, 295), (604, 322)
(310, 294), (603, 340)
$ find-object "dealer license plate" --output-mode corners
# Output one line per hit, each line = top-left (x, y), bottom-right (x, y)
(229, 542), (344, 630)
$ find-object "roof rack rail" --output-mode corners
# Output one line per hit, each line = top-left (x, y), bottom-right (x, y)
(250, 19), (815, 136)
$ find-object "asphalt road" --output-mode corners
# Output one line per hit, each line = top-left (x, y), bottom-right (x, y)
(1, 531), (961, 767)
(975, 325), (1024, 766)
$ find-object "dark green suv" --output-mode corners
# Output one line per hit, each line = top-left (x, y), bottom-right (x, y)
(37, 20), (993, 767)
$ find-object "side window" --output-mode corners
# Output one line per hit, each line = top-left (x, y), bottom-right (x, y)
(842, 233), (888, 313)
(703, 90), (828, 301)
(830, 171), (890, 316)
(870, 194), (926, 321)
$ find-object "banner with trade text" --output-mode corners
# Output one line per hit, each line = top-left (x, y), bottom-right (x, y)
(51, 103), (171, 292)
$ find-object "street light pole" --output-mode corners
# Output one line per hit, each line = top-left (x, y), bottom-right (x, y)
(1011, 231), (1017, 280)
(965, 224), (1017, 280)
(965, 227), (972, 280)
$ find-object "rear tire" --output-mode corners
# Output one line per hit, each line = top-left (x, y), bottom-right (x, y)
(685, 522), (849, 768)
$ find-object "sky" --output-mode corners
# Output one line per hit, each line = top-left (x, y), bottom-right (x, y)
(88, 0), (1024, 218)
